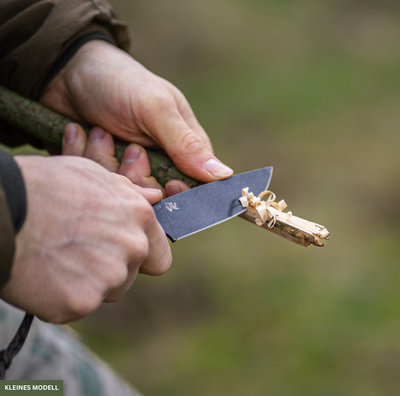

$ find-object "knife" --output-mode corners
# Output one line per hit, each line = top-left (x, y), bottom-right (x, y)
(153, 167), (273, 242)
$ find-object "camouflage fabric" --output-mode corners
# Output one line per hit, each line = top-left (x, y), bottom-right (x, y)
(0, 300), (142, 396)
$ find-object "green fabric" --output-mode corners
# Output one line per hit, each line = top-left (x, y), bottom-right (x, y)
(0, 301), (142, 396)
(0, 184), (14, 288)
(0, 0), (129, 100)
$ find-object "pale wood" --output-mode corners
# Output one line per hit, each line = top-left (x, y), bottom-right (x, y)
(239, 206), (330, 247)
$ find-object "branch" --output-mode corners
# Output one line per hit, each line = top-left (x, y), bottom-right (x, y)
(0, 85), (199, 188)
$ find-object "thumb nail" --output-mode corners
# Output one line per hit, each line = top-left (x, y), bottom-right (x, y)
(204, 158), (233, 178)
(144, 188), (163, 195)
(64, 124), (77, 145)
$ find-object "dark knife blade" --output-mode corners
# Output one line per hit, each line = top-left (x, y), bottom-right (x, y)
(153, 167), (273, 242)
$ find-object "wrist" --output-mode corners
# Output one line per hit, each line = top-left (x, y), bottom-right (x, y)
(37, 33), (115, 101)
(39, 40), (126, 122)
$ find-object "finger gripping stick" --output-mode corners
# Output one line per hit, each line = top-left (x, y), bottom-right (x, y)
(0, 85), (199, 189)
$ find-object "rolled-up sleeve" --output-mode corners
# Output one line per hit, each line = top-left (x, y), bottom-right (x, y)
(0, 0), (130, 99)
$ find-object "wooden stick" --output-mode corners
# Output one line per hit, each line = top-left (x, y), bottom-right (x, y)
(239, 206), (329, 247)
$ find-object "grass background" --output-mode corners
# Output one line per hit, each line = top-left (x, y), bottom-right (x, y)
(6, 0), (400, 395)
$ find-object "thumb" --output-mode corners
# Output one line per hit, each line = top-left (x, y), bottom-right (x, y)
(155, 111), (233, 183)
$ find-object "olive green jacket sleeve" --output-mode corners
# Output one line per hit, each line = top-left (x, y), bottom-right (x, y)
(0, 148), (27, 288)
(0, 0), (130, 100)
(0, 184), (15, 288)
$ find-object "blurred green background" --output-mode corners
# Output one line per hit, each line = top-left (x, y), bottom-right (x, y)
(6, 0), (400, 395)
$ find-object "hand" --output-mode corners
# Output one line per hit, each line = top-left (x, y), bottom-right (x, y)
(0, 156), (171, 324)
(62, 123), (190, 196)
(40, 40), (233, 184)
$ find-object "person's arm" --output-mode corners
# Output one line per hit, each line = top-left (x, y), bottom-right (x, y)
(0, 149), (27, 287)
(0, 0), (128, 100)
(0, 153), (171, 324)
(0, 0), (128, 148)
(0, 0), (233, 189)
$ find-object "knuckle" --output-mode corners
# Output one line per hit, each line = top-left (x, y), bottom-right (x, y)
(61, 288), (102, 322)
(106, 262), (128, 289)
(74, 295), (101, 320)
(141, 204), (156, 225)
(141, 91), (172, 116)
(122, 170), (141, 185)
(130, 235), (150, 263)
(132, 198), (155, 226)
(152, 92), (174, 109)
(141, 246), (172, 277)
(179, 130), (205, 155)
(115, 174), (135, 189)
(88, 152), (108, 165)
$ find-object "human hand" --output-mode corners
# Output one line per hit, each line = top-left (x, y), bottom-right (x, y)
(0, 156), (171, 324)
(40, 40), (233, 184)
(62, 123), (190, 196)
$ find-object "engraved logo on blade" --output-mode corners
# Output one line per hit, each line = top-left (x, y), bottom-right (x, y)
(165, 202), (179, 212)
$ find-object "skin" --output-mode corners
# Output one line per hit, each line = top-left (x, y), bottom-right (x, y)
(40, 39), (234, 196)
(61, 123), (173, 195)
(1, 39), (232, 324)
(0, 155), (171, 324)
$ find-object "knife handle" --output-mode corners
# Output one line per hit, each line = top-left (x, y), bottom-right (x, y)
(0, 84), (200, 189)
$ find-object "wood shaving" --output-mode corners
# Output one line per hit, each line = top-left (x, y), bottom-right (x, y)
(239, 187), (330, 247)
(239, 188), (287, 227)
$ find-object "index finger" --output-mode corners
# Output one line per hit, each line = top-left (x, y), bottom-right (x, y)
(139, 217), (172, 276)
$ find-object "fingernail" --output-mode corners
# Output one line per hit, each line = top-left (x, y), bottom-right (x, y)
(166, 183), (182, 196)
(64, 124), (77, 145)
(88, 127), (105, 144)
(204, 158), (233, 178)
(122, 146), (140, 165)
(144, 188), (163, 195)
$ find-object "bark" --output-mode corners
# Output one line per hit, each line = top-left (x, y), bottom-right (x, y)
(0, 84), (199, 188)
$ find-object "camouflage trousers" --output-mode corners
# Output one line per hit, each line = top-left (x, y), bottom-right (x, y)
(0, 300), (142, 396)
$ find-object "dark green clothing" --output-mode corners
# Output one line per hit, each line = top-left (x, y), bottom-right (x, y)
(0, 167), (15, 287)
(0, 0), (129, 99)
